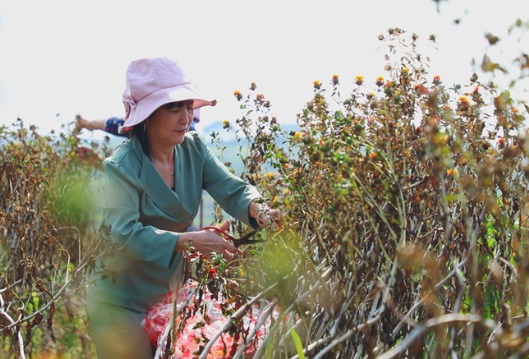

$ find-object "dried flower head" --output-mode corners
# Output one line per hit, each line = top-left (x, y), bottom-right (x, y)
(313, 80), (321, 90)
(234, 90), (242, 101)
(458, 96), (469, 105)
(355, 76), (364, 86)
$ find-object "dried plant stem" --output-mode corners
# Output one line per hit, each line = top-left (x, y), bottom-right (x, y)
(312, 314), (382, 359)
(392, 257), (469, 338)
(2, 266), (78, 331)
(379, 314), (483, 359)
(0, 292), (26, 359)
(231, 299), (279, 359)
(154, 285), (199, 359)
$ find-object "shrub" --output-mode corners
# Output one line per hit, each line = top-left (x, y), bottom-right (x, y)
(190, 28), (529, 358)
(0, 121), (104, 358)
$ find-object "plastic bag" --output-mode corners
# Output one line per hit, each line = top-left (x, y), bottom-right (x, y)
(141, 280), (278, 358)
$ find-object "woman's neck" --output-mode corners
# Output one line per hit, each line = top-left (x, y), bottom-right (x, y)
(147, 136), (174, 164)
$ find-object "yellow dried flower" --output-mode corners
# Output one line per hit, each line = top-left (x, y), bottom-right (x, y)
(355, 75), (364, 85)
(458, 96), (469, 105)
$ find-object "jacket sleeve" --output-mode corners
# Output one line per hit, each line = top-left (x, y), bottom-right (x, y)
(103, 159), (179, 270)
(196, 135), (262, 229)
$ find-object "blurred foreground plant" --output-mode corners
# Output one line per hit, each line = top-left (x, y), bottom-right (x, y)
(0, 121), (106, 358)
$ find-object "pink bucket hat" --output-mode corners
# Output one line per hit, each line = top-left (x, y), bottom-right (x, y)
(120, 57), (216, 132)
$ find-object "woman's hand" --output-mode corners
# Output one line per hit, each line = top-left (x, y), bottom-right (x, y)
(249, 201), (283, 228)
(181, 220), (242, 261)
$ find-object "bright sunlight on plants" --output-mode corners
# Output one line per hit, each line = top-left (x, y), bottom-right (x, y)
(1, 17), (529, 359)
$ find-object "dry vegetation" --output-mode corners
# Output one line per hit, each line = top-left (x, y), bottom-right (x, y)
(1, 23), (529, 359)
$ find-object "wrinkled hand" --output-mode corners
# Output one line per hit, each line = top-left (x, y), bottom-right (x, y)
(191, 220), (242, 261)
(250, 202), (283, 228)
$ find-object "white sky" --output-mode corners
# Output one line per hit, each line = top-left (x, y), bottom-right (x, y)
(0, 0), (527, 139)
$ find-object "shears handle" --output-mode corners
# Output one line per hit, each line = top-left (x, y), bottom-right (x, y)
(200, 226), (263, 248)
(200, 226), (236, 241)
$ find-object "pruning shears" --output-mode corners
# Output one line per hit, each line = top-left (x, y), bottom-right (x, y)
(201, 226), (264, 248)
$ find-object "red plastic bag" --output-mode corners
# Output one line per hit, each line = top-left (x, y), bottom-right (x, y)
(142, 280), (278, 358)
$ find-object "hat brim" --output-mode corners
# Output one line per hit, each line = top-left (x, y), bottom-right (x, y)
(123, 83), (216, 128)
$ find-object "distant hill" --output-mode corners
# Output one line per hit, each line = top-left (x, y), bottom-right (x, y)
(201, 121), (302, 146)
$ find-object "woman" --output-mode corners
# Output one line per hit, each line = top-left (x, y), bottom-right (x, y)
(87, 57), (280, 359)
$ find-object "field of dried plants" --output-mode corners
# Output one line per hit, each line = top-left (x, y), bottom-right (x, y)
(1, 25), (529, 358)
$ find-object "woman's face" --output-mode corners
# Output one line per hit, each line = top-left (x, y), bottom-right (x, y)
(146, 100), (194, 147)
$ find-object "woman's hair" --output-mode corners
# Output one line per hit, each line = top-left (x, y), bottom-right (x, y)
(131, 122), (150, 158)
(132, 101), (193, 157)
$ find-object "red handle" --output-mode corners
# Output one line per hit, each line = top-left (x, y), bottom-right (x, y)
(200, 226), (235, 241)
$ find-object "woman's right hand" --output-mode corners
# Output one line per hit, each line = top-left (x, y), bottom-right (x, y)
(184, 220), (242, 261)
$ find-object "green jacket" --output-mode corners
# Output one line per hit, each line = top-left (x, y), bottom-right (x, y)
(88, 133), (261, 312)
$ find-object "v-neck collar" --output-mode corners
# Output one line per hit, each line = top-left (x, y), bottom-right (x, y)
(137, 144), (195, 223)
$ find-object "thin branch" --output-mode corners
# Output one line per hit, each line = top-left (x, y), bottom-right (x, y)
(312, 314), (382, 359)
(392, 257), (469, 338)
(153, 285), (199, 359)
(197, 283), (278, 359)
(379, 314), (483, 359)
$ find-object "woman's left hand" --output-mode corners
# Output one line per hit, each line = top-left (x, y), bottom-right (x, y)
(249, 202), (283, 228)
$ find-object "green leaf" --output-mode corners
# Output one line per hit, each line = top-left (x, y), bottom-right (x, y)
(265, 335), (272, 359)
(290, 328), (305, 359)
(445, 194), (458, 202)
